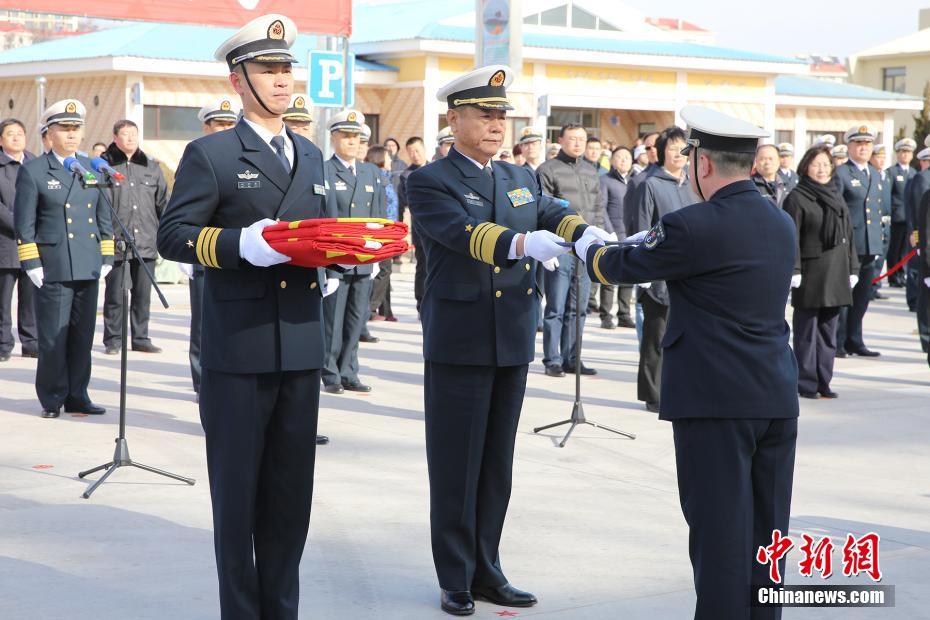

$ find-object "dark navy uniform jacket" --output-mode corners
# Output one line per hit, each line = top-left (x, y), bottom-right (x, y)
(323, 156), (384, 278)
(408, 147), (588, 367)
(887, 163), (915, 224)
(14, 152), (115, 281)
(157, 120), (328, 375)
(833, 161), (884, 256)
(586, 180), (799, 421)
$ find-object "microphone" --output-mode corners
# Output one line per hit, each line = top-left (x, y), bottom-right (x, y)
(63, 156), (98, 186)
(90, 157), (126, 183)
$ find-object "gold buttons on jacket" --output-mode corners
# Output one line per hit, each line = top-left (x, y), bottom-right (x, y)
(867, 219), (872, 224)
(527, 288), (533, 295)
(87, 203), (92, 208)
(132, 205), (137, 210)
(65, 203), (71, 209)
(67, 218), (72, 224)
(88, 218), (93, 223)
(68, 233), (74, 239)
(493, 266), (501, 274)
(90, 233), (95, 238)
(280, 281), (287, 289)
(866, 209), (871, 213)
(495, 290), (502, 298)
(310, 281), (318, 289)
(524, 264), (531, 271)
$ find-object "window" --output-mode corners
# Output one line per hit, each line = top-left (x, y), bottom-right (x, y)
(571, 6), (597, 29)
(774, 130), (793, 146)
(637, 122), (657, 138)
(547, 107), (599, 144)
(882, 67), (905, 93)
(366, 114), (380, 144)
(142, 105), (202, 140)
(540, 5), (567, 27)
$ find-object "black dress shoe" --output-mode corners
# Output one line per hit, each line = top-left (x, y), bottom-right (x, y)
(64, 402), (106, 415)
(645, 402), (660, 413)
(132, 343), (163, 353)
(617, 316), (636, 328)
(872, 291), (889, 300)
(440, 590), (474, 616)
(104, 346), (120, 355)
(472, 583), (538, 608)
(342, 381), (372, 393)
(316, 435), (330, 445)
(563, 362), (597, 375)
(544, 364), (565, 377)
(819, 390), (839, 399)
(21, 350), (38, 359)
(835, 349), (847, 358)
(850, 347), (880, 357)
(600, 318), (616, 329)
(358, 334), (379, 343)
(322, 384), (344, 394)
(41, 407), (60, 419)
(0, 353), (9, 362)
(799, 391), (820, 399)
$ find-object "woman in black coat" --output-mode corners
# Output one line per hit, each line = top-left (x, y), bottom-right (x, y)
(783, 145), (859, 399)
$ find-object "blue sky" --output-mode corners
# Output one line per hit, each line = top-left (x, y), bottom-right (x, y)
(625, 0), (926, 59)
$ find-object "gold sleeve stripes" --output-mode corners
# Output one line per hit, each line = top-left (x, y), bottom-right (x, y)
(17, 242), (39, 262)
(556, 215), (586, 242)
(591, 246), (611, 285)
(100, 240), (115, 256)
(469, 222), (508, 265)
(196, 226), (223, 268)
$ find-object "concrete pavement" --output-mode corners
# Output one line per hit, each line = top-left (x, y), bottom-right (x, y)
(0, 270), (927, 619)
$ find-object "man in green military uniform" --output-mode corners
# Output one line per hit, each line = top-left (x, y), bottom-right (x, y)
(13, 99), (115, 417)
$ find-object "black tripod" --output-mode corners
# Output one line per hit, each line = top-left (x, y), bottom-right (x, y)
(534, 255), (635, 447)
(78, 175), (195, 498)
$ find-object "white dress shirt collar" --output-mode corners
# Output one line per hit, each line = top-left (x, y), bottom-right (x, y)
(335, 154), (356, 172)
(242, 117), (293, 168)
(456, 147), (492, 171)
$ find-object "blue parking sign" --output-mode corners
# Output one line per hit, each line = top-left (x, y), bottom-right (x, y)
(309, 50), (355, 108)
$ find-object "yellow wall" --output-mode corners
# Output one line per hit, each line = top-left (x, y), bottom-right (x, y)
(545, 63), (676, 99)
(853, 54), (930, 138)
(385, 57), (427, 82)
(686, 72), (766, 100)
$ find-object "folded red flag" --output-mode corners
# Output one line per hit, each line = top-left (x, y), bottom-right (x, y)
(262, 217), (408, 244)
(267, 236), (409, 268)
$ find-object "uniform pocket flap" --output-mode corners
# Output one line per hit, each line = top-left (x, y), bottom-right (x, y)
(433, 280), (480, 301)
(214, 280), (266, 301)
(661, 328), (683, 348)
(34, 234), (61, 245)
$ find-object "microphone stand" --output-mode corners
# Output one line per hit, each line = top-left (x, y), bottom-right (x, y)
(78, 173), (195, 498)
(534, 254), (636, 447)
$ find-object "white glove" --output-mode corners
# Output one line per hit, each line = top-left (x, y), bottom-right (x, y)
(542, 257), (559, 271)
(523, 230), (571, 262)
(881, 215), (891, 226)
(26, 267), (44, 288)
(239, 218), (291, 267)
(178, 262), (194, 279)
(369, 261), (380, 280)
(849, 275), (859, 288)
(584, 226), (618, 243)
(790, 274), (802, 289)
(924, 277), (930, 288)
(638, 282), (652, 290)
(100, 264), (112, 279)
(322, 277), (340, 298)
(573, 230), (603, 263)
(623, 230), (650, 245)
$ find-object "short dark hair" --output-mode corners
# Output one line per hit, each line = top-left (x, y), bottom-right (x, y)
(384, 137), (400, 150)
(611, 145), (632, 157)
(405, 136), (423, 148)
(586, 136), (601, 146)
(92, 142), (107, 150)
(655, 126), (687, 166)
(642, 132), (660, 143)
(365, 145), (389, 169)
(512, 143), (523, 156)
(702, 149), (755, 177)
(559, 123), (585, 138)
(0, 118), (26, 137)
(797, 145), (835, 180)
(113, 119), (138, 135)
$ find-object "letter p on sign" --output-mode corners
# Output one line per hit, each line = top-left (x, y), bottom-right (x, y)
(309, 50), (355, 108)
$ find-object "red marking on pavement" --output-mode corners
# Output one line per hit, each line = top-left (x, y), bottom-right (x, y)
(70, 413), (89, 418)
(32, 465), (54, 469)
(495, 612), (519, 617)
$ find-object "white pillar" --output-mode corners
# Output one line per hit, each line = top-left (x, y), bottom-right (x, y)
(793, 107), (807, 157)
(882, 111), (895, 147)
(423, 55), (440, 149)
(532, 61), (547, 132)
(674, 71), (687, 127)
(126, 75), (144, 138)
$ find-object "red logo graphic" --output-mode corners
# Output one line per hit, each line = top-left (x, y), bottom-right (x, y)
(757, 530), (883, 583)
(798, 534), (834, 579)
(842, 533), (882, 581)
(756, 529), (794, 584)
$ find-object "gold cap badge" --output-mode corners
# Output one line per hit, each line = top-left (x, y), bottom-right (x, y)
(489, 70), (506, 87)
(220, 100), (231, 111)
(268, 20), (285, 40)
(295, 96), (305, 108)
(65, 102), (77, 114)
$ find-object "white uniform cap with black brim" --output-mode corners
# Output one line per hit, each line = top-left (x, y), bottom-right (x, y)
(198, 98), (240, 124)
(41, 99), (86, 131)
(282, 94), (313, 123)
(437, 65), (514, 111)
(328, 110), (366, 134)
(679, 105), (768, 157)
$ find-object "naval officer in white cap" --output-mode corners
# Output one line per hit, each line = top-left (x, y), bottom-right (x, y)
(887, 138), (917, 287)
(406, 64), (612, 615)
(577, 105), (799, 620)
(156, 14), (338, 619)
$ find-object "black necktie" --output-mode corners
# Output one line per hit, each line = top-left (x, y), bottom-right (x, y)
(270, 136), (290, 173)
(482, 165), (493, 179)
